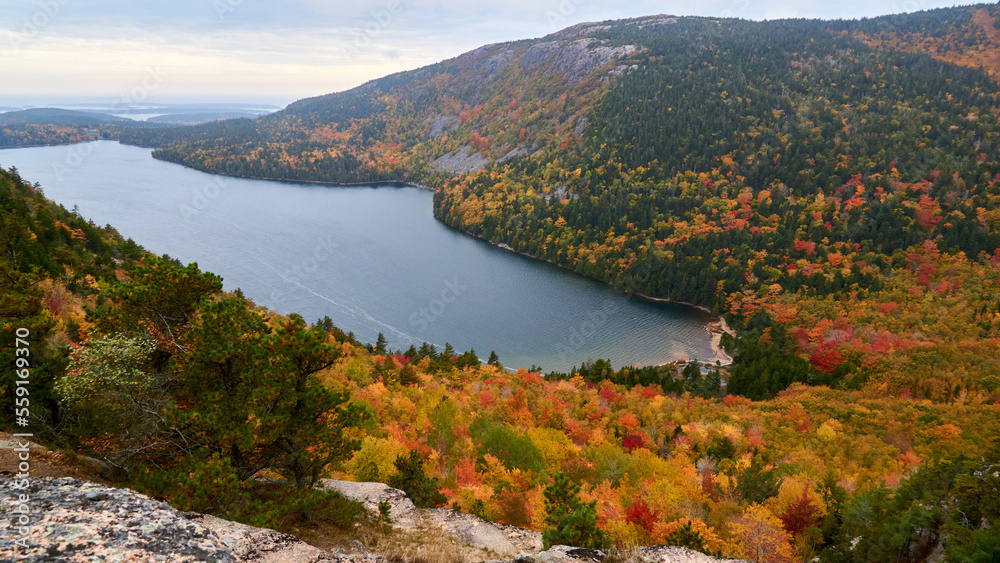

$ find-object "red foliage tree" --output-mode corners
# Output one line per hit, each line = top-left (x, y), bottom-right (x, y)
(794, 240), (817, 255)
(779, 486), (821, 538)
(810, 342), (843, 374)
(622, 434), (644, 453)
(625, 498), (661, 533)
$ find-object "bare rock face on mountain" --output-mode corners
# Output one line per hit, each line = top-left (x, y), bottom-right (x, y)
(427, 114), (458, 138)
(520, 39), (637, 80)
(432, 145), (490, 173)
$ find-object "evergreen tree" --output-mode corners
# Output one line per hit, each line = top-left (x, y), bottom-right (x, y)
(387, 451), (446, 508)
(169, 301), (359, 486)
(543, 472), (608, 550)
(736, 456), (782, 505)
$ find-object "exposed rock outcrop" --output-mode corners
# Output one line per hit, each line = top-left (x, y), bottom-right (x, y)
(509, 545), (746, 563)
(521, 39), (637, 80)
(319, 479), (542, 556)
(552, 15), (678, 40)
(316, 478), (415, 520)
(0, 476), (745, 563)
(427, 114), (458, 138)
(0, 477), (334, 562)
(432, 145), (490, 173)
(404, 508), (543, 556)
(472, 48), (517, 80)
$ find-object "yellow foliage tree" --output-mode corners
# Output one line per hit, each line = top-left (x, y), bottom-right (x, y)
(730, 504), (796, 563)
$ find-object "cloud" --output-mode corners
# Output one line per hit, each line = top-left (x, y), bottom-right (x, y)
(0, 0), (982, 104)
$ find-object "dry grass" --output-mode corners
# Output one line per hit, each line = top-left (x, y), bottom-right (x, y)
(0, 431), (113, 484)
(292, 513), (486, 563)
(600, 547), (647, 563)
(359, 522), (481, 563)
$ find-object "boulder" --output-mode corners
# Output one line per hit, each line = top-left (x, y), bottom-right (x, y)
(514, 545), (746, 563)
(187, 512), (329, 563)
(409, 508), (543, 556)
(316, 479), (415, 520)
(0, 477), (386, 562)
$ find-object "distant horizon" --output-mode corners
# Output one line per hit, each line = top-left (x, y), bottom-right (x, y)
(0, 1), (984, 105)
(0, 97), (293, 111)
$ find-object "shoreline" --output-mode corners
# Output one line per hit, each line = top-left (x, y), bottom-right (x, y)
(115, 141), (734, 369)
(456, 228), (735, 367)
(705, 317), (735, 367)
(3, 139), (440, 192)
(161, 168), (438, 193)
(145, 149), (437, 192)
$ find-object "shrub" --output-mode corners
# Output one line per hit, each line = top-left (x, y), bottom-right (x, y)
(662, 521), (716, 555)
(495, 485), (533, 528)
(470, 415), (547, 476)
(131, 453), (367, 532)
(132, 452), (244, 514)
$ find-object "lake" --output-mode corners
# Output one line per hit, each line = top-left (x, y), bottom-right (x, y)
(1, 141), (718, 372)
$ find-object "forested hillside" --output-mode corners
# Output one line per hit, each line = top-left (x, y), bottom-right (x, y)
(0, 109), (161, 148)
(119, 20), (645, 185)
(3, 165), (999, 561)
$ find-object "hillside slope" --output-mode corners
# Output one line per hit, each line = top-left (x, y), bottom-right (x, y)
(2, 144), (999, 560)
(5, 6), (1000, 561)
(119, 17), (652, 183)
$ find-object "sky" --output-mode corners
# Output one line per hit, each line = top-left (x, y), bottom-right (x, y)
(0, 0), (982, 108)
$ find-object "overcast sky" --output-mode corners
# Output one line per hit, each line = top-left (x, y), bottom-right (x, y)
(0, 0), (981, 107)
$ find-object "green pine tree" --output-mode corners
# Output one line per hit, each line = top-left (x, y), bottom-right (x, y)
(542, 472), (608, 550)
(387, 451), (446, 508)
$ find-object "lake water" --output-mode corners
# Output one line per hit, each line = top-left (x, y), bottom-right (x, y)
(1, 141), (717, 372)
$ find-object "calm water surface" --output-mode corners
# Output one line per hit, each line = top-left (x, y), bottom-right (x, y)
(1, 141), (716, 371)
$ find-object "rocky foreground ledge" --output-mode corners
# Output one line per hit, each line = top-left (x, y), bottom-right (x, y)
(0, 477), (744, 563)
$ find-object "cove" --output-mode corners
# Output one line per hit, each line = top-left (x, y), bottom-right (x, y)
(1, 140), (718, 372)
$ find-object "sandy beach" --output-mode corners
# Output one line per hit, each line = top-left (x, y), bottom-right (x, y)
(706, 316), (735, 366)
